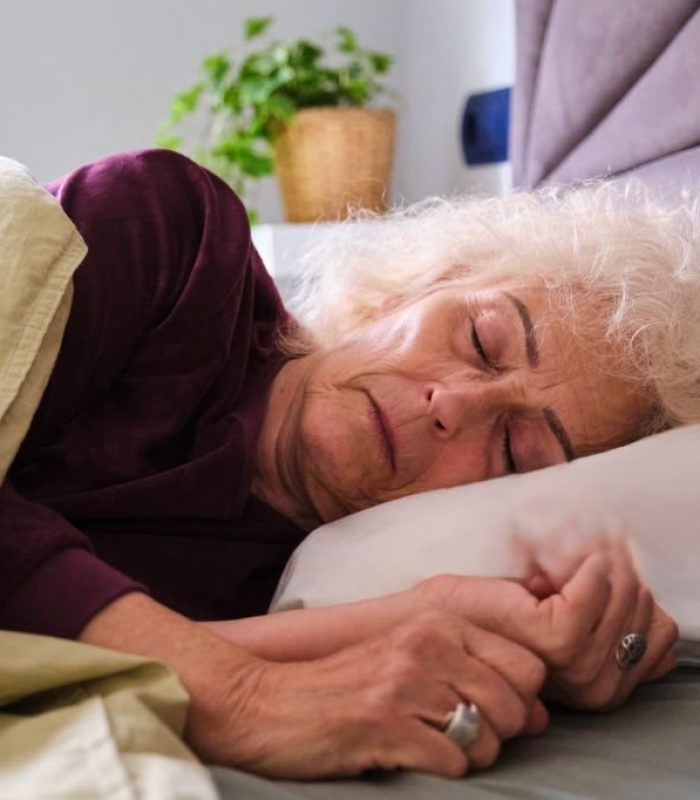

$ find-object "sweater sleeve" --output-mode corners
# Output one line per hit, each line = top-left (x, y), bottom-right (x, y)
(0, 479), (143, 638)
(0, 149), (284, 638)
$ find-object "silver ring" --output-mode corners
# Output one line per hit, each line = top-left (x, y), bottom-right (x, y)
(615, 632), (647, 671)
(443, 702), (482, 748)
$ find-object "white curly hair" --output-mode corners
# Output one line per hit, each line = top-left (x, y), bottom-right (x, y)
(286, 182), (700, 433)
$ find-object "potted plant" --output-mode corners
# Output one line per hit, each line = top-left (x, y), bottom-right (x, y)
(157, 17), (396, 223)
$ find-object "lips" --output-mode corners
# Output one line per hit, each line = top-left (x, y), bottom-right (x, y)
(366, 392), (396, 471)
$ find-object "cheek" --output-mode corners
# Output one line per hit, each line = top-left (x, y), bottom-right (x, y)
(300, 402), (356, 475)
(383, 436), (488, 499)
(298, 391), (385, 497)
(421, 445), (485, 488)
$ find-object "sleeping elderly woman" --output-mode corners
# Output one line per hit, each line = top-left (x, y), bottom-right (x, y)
(3, 149), (696, 778)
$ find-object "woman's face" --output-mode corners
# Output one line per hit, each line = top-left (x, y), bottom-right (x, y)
(281, 278), (649, 523)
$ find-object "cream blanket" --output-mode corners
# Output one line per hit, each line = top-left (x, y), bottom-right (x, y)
(0, 158), (219, 798)
(0, 156), (83, 482)
(0, 631), (219, 800)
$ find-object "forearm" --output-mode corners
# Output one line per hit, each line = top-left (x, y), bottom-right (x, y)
(203, 588), (421, 661)
(79, 592), (260, 730)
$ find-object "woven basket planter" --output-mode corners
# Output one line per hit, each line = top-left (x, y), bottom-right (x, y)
(273, 107), (396, 222)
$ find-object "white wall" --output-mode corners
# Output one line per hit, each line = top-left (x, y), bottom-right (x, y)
(0, 0), (514, 221)
(395, 0), (515, 202)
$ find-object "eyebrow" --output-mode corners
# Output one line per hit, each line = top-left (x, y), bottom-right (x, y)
(503, 291), (538, 367)
(544, 407), (576, 462)
(502, 291), (576, 461)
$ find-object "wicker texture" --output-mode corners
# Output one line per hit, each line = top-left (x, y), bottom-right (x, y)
(273, 107), (395, 222)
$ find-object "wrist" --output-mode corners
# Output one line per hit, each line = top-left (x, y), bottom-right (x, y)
(79, 591), (282, 764)
(78, 592), (262, 714)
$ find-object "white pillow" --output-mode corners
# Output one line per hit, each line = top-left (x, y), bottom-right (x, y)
(271, 424), (700, 648)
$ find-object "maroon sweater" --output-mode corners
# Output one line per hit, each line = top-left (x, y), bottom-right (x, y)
(0, 150), (305, 639)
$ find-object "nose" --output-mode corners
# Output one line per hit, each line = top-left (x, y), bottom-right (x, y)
(424, 379), (519, 440)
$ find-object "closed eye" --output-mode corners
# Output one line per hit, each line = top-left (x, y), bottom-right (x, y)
(471, 324), (490, 367)
(502, 424), (517, 474)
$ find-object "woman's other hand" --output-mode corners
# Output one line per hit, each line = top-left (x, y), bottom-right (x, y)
(215, 610), (547, 779)
(416, 542), (679, 712)
(81, 594), (546, 779)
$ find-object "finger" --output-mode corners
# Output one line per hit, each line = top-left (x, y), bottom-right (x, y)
(625, 604), (679, 686)
(461, 622), (546, 708)
(412, 684), (464, 728)
(581, 576), (654, 709)
(463, 714), (502, 770)
(380, 617), (530, 746)
(642, 650), (677, 683)
(572, 587), (675, 711)
(527, 529), (613, 592)
(411, 676), (503, 770)
(424, 686), (509, 771)
(508, 572), (558, 599)
(534, 553), (613, 666)
(521, 698), (549, 736)
(449, 655), (530, 741)
(372, 716), (468, 778)
(591, 539), (640, 640)
(566, 541), (644, 684)
(646, 606), (680, 671)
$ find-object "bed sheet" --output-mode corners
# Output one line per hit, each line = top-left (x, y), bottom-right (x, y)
(212, 669), (700, 800)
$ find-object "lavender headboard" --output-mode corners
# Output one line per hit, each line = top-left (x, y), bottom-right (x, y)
(510, 0), (700, 200)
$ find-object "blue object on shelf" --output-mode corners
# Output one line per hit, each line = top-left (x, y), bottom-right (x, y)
(461, 87), (511, 165)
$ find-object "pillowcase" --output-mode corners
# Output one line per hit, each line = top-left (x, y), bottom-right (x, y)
(0, 156), (86, 482)
(270, 424), (700, 647)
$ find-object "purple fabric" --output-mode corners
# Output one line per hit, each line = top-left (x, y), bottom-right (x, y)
(511, 0), (700, 198)
(0, 149), (305, 639)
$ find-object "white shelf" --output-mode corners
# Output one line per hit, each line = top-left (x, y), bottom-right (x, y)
(252, 223), (341, 306)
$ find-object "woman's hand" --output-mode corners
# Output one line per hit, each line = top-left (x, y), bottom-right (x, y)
(416, 542), (679, 712)
(80, 593), (546, 780)
(204, 610), (547, 779)
(534, 537), (678, 710)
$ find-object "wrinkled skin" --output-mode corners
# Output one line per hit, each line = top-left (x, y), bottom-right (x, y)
(418, 536), (679, 713)
(189, 547), (677, 778)
(254, 277), (650, 528)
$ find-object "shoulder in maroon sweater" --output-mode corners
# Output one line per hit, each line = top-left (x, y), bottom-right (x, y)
(0, 150), (305, 638)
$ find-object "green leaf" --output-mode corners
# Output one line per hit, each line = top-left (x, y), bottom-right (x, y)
(212, 132), (247, 160)
(370, 52), (393, 75)
(155, 132), (183, 149)
(202, 52), (230, 85)
(336, 26), (357, 53)
(241, 51), (267, 78)
(221, 84), (242, 112)
(345, 77), (372, 105)
(244, 16), (272, 40)
(271, 44), (290, 65)
(264, 94), (296, 122)
(344, 60), (364, 80)
(237, 147), (274, 177)
(239, 75), (280, 105)
(168, 83), (203, 124)
(290, 40), (323, 69)
(212, 133), (274, 178)
(247, 208), (260, 225)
